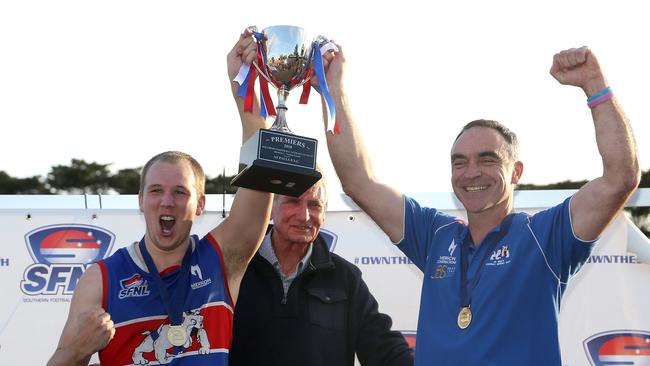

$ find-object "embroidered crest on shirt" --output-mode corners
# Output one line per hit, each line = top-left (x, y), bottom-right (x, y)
(119, 274), (151, 299)
(486, 245), (511, 266)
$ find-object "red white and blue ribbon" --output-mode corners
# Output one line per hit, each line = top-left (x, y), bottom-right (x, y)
(312, 41), (339, 133)
(256, 43), (276, 118)
(233, 31), (276, 118)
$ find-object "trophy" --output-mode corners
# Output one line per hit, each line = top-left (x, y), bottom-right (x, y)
(231, 25), (324, 197)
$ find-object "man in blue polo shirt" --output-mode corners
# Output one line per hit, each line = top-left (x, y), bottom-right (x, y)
(320, 44), (640, 365)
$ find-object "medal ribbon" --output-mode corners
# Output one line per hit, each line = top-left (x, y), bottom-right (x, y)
(459, 214), (515, 309)
(139, 237), (193, 329)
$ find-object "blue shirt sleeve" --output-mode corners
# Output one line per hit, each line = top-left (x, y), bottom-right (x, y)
(397, 196), (458, 272)
(529, 195), (595, 285)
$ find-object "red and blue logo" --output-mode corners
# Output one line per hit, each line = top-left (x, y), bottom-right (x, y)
(21, 224), (115, 296)
(120, 274), (144, 289)
(584, 330), (650, 366)
(118, 273), (150, 299)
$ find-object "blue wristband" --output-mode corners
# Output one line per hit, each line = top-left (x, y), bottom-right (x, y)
(587, 86), (611, 102)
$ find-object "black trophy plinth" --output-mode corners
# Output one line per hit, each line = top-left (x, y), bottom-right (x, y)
(231, 129), (321, 197)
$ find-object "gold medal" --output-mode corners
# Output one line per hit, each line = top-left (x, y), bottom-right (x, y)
(457, 306), (472, 329)
(167, 325), (188, 347)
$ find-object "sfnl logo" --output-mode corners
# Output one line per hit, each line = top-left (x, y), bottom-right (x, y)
(584, 330), (650, 366)
(21, 224), (115, 296)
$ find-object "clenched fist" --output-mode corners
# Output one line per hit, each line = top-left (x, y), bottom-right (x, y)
(549, 46), (608, 96)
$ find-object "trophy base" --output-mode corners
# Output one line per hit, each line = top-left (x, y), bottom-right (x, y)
(231, 159), (322, 197)
(231, 129), (321, 197)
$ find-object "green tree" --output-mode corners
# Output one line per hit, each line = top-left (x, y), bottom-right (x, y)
(0, 171), (48, 194)
(517, 180), (587, 190)
(3, 159), (648, 237)
(109, 167), (142, 194)
(46, 159), (112, 194)
(205, 173), (237, 194)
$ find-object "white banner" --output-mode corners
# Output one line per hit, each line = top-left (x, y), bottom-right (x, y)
(0, 200), (648, 365)
(559, 213), (650, 365)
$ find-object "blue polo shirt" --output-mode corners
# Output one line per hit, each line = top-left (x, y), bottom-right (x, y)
(398, 196), (594, 366)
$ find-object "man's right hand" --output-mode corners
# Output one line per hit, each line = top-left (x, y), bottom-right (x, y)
(72, 307), (116, 354)
(51, 307), (115, 365)
(47, 264), (112, 366)
(227, 27), (258, 89)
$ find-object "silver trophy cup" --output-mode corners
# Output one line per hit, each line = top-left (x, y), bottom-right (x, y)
(232, 25), (322, 197)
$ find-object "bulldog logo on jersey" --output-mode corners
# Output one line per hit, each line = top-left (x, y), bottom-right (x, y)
(584, 330), (650, 366)
(132, 310), (211, 364)
(21, 224), (115, 296)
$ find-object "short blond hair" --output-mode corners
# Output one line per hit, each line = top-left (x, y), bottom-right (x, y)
(139, 151), (206, 196)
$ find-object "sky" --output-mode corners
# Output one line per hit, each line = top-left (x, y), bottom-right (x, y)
(1, 0), (648, 195)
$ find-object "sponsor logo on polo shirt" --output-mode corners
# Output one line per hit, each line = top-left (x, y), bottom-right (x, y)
(448, 239), (457, 256)
(432, 240), (458, 279)
(432, 264), (450, 279)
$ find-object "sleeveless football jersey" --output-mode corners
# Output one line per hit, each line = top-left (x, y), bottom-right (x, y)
(97, 234), (233, 365)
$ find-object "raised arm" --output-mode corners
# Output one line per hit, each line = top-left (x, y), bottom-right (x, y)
(47, 265), (115, 366)
(210, 28), (272, 304)
(323, 44), (405, 243)
(550, 46), (640, 241)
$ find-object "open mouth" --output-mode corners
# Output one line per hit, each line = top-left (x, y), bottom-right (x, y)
(160, 215), (176, 235)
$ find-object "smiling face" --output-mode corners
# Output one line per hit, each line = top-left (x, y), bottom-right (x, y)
(138, 160), (205, 253)
(271, 182), (326, 246)
(451, 126), (523, 217)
